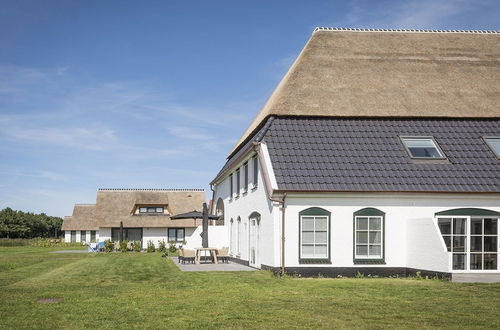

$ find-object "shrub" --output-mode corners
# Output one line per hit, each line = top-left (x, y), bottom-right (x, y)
(158, 240), (167, 253)
(104, 240), (113, 253)
(146, 240), (155, 253)
(119, 240), (128, 253)
(355, 271), (365, 279)
(133, 240), (141, 252)
(168, 240), (177, 253)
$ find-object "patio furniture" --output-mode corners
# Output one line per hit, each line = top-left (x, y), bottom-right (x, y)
(217, 247), (230, 264)
(182, 249), (196, 264)
(195, 247), (218, 264)
(178, 248), (184, 263)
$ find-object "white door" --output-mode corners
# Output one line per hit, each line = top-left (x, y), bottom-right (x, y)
(249, 216), (260, 268)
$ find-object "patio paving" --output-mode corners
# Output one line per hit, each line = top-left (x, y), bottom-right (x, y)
(169, 257), (256, 272)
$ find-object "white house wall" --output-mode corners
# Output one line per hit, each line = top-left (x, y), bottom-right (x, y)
(64, 231), (70, 243)
(183, 226), (229, 249)
(213, 152), (279, 268)
(283, 193), (500, 272)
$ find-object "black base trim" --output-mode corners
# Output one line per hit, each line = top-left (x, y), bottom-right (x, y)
(261, 266), (451, 279)
(229, 256), (250, 266)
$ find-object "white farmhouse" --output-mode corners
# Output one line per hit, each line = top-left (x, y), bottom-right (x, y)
(210, 28), (500, 280)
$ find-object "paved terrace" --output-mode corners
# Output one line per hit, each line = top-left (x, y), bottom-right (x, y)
(169, 257), (256, 272)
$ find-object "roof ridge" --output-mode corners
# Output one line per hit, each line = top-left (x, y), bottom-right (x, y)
(313, 27), (500, 34)
(98, 188), (205, 192)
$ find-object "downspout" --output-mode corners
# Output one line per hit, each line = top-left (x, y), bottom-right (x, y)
(253, 141), (287, 275)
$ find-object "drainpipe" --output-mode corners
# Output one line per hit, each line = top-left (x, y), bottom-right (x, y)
(253, 141), (287, 275)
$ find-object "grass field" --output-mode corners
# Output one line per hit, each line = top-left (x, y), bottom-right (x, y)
(1, 246), (499, 329)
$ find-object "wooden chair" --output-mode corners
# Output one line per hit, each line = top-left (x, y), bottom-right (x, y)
(217, 247), (230, 264)
(182, 249), (196, 264)
(178, 248), (184, 263)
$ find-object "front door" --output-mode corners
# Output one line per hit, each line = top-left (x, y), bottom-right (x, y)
(249, 216), (260, 268)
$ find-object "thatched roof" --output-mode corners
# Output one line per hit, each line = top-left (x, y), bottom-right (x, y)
(61, 204), (97, 231)
(93, 189), (206, 228)
(231, 28), (500, 157)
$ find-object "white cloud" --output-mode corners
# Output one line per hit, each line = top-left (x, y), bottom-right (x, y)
(341, 0), (481, 29)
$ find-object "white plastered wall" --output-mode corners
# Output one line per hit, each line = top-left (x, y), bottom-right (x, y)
(284, 193), (500, 272)
(212, 150), (280, 268)
(143, 227), (167, 248)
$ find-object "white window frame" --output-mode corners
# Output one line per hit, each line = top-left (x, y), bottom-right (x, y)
(354, 216), (384, 260)
(436, 215), (499, 272)
(299, 215), (329, 260)
(483, 136), (500, 159)
(400, 136), (446, 159)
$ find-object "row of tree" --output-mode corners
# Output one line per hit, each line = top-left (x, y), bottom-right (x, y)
(0, 207), (63, 239)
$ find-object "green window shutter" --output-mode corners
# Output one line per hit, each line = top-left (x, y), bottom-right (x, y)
(435, 208), (500, 217)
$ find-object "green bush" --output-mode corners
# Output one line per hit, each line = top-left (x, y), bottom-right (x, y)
(158, 240), (167, 253)
(168, 240), (177, 253)
(104, 240), (113, 253)
(133, 240), (141, 252)
(146, 240), (155, 253)
(119, 240), (128, 253)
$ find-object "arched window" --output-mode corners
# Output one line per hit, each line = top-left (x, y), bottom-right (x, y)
(436, 208), (500, 271)
(229, 218), (234, 253)
(237, 216), (241, 255)
(299, 207), (330, 264)
(353, 208), (385, 264)
(215, 198), (224, 226)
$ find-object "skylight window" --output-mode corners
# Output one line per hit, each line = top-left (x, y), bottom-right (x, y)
(401, 137), (445, 159)
(484, 137), (500, 158)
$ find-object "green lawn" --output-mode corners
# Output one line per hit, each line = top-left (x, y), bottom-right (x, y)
(1, 246), (499, 329)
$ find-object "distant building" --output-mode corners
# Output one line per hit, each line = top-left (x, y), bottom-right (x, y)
(61, 188), (227, 248)
(211, 28), (500, 280)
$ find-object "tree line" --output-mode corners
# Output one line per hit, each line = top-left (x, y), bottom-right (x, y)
(0, 207), (63, 239)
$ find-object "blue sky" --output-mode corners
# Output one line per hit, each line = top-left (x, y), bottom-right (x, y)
(1, 0), (499, 217)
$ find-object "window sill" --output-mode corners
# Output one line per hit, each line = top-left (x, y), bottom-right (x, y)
(353, 259), (386, 265)
(299, 259), (331, 264)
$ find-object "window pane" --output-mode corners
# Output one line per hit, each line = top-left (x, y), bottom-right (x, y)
(369, 217), (381, 230)
(147, 207), (155, 213)
(302, 232), (314, 244)
(168, 229), (176, 241)
(315, 245), (328, 258)
(356, 217), (368, 230)
(470, 253), (483, 270)
(470, 219), (483, 235)
(315, 217), (328, 230)
(452, 254), (466, 270)
(139, 207), (147, 213)
(156, 207), (163, 213)
(369, 245), (381, 257)
(484, 138), (500, 157)
(127, 229), (142, 241)
(484, 218), (497, 235)
(301, 217), (314, 231)
(484, 236), (497, 252)
(453, 218), (466, 235)
(301, 245), (314, 258)
(403, 138), (443, 158)
(443, 236), (452, 251)
(453, 236), (466, 252)
(315, 231), (327, 244)
(81, 231), (86, 242)
(470, 236), (483, 252)
(438, 219), (452, 235)
(356, 245), (368, 256)
(356, 231), (368, 244)
(177, 229), (185, 241)
(369, 231), (381, 244)
(484, 254), (498, 270)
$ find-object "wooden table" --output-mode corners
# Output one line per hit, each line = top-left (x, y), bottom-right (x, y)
(195, 248), (218, 264)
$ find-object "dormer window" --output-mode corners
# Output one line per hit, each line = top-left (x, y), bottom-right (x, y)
(139, 207), (164, 214)
(484, 137), (500, 158)
(400, 136), (446, 159)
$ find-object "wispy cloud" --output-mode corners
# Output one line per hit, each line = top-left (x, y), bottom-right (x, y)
(341, 0), (491, 29)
